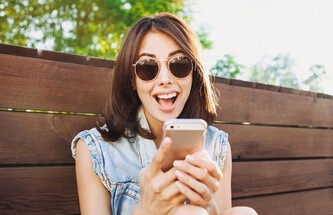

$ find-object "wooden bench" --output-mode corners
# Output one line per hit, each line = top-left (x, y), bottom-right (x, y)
(1, 43), (332, 214)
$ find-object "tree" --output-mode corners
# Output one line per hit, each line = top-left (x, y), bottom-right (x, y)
(303, 64), (326, 93)
(249, 54), (299, 88)
(0, 0), (206, 59)
(209, 54), (244, 78)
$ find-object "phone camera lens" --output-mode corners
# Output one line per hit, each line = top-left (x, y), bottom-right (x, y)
(171, 126), (174, 129)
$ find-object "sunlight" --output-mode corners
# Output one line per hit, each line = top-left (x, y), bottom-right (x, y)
(193, 0), (333, 95)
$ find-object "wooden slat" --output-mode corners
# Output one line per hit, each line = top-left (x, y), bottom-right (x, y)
(8, 111), (332, 165)
(0, 43), (116, 68)
(233, 188), (333, 215)
(0, 43), (38, 57)
(0, 53), (112, 113)
(2, 52), (333, 127)
(214, 124), (333, 160)
(4, 112), (331, 165)
(232, 159), (333, 198)
(0, 166), (79, 214)
(216, 83), (333, 127)
(0, 111), (99, 164)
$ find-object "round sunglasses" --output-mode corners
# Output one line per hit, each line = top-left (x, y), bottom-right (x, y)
(133, 56), (193, 81)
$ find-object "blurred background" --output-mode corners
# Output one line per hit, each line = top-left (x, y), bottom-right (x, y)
(1, 0), (332, 95)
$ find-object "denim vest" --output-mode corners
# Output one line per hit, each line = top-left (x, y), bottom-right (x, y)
(71, 109), (229, 215)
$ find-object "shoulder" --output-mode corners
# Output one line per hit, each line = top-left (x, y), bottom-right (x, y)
(71, 127), (105, 159)
(71, 127), (119, 190)
(206, 125), (229, 144)
(205, 125), (230, 170)
(71, 127), (142, 183)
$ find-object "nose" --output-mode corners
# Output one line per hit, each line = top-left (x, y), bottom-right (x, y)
(157, 61), (173, 85)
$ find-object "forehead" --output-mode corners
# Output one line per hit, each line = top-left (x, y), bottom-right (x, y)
(138, 31), (182, 58)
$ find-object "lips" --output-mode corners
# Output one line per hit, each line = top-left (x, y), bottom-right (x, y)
(155, 92), (178, 109)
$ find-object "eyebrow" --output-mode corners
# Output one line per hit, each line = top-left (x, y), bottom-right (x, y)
(137, 50), (184, 59)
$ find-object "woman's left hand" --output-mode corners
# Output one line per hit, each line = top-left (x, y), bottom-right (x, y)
(173, 150), (222, 208)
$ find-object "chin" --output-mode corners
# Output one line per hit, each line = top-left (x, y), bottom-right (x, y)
(155, 111), (181, 122)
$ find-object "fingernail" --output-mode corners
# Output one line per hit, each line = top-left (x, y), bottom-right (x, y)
(173, 160), (180, 167)
(163, 137), (171, 147)
(185, 154), (193, 161)
(175, 170), (181, 177)
(200, 150), (207, 157)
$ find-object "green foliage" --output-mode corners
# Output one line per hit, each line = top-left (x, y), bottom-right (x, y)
(195, 25), (213, 49)
(1, 1), (326, 94)
(0, 0), (209, 59)
(249, 54), (299, 88)
(303, 64), (326, 92)
(209, 54), (244, 78)
(246, 54), (326, 93)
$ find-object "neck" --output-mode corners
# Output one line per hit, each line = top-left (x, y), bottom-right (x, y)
(152, 125), (163, 148)
(146, 115), (163, 148)
(142, 109), (164, 148)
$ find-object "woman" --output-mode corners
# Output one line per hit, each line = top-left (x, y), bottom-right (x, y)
(72, 12), (257, 215)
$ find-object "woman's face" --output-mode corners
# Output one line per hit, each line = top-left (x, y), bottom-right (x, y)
(134, 31), (192, 127)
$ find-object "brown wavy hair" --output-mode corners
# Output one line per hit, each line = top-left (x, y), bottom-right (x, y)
(98, 12), (218, 141)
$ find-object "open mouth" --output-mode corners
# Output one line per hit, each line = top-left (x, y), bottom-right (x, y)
(155, 92), (178, 108)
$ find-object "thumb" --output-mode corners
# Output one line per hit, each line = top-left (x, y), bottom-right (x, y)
(150, 137), (172, 174)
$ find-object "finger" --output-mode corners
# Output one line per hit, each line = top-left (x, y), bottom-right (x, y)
(174, 160), (220, 193)
(151, 167), (178, 193)
(158, 177), (186, 201)
(175, 170), (214, 203)
(186, 155), (222, 181)
(150, 137), (172, 174)
(175, 181), (206, 207)
(191, 149), (208, 158)
(167, 192), (187, 207)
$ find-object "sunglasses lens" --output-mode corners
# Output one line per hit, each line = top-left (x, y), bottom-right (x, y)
(135, 59), (159, 81)
(169, 56), (193, 78)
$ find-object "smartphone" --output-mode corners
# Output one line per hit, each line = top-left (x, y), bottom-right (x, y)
(161, 118), (207, 171)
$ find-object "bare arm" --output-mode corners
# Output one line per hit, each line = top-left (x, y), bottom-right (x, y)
(75, 139), (112, 215)
(213, 143), (232, 212)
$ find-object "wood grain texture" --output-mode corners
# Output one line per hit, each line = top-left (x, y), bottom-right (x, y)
(215, 124), (333, 160)
(0, 166), (79, 214)
(233, 188), (333, 215)
(0, 53), (112, 113)
(232, 159), (333, 198)
(2, 112), (331, 165)
(0, 111), (99, 164)
(216, 83), (333, 127)
(2, 53), (333, 128)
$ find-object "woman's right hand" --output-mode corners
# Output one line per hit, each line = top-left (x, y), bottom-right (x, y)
(132, 137), (186, 215)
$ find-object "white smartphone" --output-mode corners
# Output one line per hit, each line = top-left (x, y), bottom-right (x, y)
(161, 118), (207, 171)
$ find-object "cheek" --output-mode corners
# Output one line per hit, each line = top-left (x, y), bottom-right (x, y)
(136, 79), (152, 98)
(135, 78), (144, 93)
(181, 77), (193, 98)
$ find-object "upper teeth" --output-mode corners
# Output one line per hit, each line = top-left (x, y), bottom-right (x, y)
(157, 93), (177, 99)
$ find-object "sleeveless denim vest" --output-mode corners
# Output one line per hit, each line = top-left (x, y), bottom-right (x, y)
(71, 109), (229, 215)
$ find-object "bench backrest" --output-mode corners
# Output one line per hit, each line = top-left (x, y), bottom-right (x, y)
(1, 43), (332, 214)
